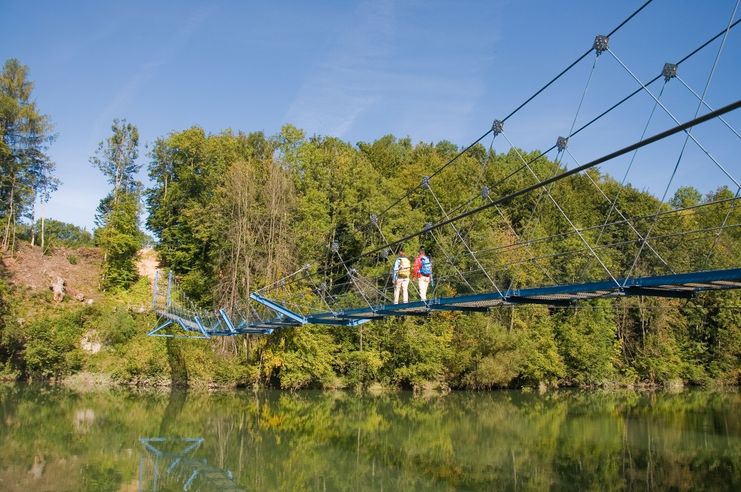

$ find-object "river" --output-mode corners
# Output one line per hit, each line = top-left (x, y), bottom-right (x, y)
(0, 385), (738, 490)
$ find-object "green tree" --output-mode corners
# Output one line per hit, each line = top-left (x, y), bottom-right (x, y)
(0, 58), (58, 252)
(90, 118), (140, 198)
(96, 192), (142, 288)
(92, 119), (143, 289)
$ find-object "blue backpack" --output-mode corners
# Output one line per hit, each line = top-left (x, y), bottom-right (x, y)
(420, 256), (432, 275)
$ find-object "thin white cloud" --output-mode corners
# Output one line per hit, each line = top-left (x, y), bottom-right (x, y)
(286, 0), (497, 142)
(90, 6), (214, 139)
(286, 0), (396, 137)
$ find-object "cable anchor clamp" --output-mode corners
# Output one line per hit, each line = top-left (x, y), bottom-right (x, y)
(556, 136), (569, 152)
(331, 241), (339, 253)
(593, 35), (609, 56)
(421, 176), (431, 189)
(661, 63), (677, 82)
(491, 119), (504, 136)
(369, 213), (378, 226)
(481, 185), (490, 199)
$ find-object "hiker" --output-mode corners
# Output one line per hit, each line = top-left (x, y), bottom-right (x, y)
(392, 250), (411, 304)
(413, 247), (433, 301)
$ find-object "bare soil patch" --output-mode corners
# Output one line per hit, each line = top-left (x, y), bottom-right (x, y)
(136, 247), (160, 284)
(1, 243), (102, 301)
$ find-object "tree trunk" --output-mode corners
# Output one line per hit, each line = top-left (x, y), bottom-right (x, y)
(40, 213), (46, 251)
(30, 195), (36, 246)
(2, 174), (16, 251)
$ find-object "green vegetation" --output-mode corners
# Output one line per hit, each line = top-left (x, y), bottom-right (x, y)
(138, 125), (740, 390)
(16, 218), (94, 251)
(0, 57), (739, 390)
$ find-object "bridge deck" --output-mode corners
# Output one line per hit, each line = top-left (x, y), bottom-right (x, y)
(152, 268), (741, 336)
(288, 268), (741, 326)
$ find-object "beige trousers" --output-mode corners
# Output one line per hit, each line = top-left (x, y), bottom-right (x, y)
(394, 278), (409, 304)
(418, 276), (431, 301)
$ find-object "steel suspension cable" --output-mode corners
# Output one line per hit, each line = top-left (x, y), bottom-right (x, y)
(701, 187), (741, 269)
(356, 100), (741, 260)
(372, 0), (655, 222)
(564, 147), (673, 271)
(621, 0), (740, 281)
(254, 18), (741, 293)
(334, 249), (375, 311)
(607, 48), (740, 189)
(463, 196), (741, 262)
(427, 184), (502, 293)
(581, 81), (667, 278)
(502, 132), (620, 285)
(429, 228), (476, 292)
(501, 0), (654, 124)
(676, 75), (741, 139)
(476, 16), (741, 215)
(506, 54), (601, 287)
(491, 222), (741, 275)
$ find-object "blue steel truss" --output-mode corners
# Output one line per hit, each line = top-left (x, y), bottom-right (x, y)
(148, 309), (276, 338)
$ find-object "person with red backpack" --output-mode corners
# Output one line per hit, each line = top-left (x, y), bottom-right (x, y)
(412, 247), (433, 301)
(392, 250), (411, 304)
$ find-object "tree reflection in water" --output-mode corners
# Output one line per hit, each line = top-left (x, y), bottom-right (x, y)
(0, 386), (738, 491)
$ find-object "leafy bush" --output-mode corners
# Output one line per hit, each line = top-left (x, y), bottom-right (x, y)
(343, 350), (383, 388)
(23, 312), (84, 379)
(97, 309), (138, 345)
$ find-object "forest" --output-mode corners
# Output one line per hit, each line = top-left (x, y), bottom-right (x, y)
(1, 57), (740, 391)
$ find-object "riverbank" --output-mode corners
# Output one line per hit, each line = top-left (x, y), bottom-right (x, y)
(2, 241), (740, 392)
(34, 369), (741, 395)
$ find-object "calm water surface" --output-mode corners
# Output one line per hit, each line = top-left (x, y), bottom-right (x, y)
(0, 386), (738, 491)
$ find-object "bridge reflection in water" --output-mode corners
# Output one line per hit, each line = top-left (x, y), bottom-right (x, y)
(138, 437), (244, 492)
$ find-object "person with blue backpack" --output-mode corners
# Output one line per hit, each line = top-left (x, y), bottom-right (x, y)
(413, 247), (433, 301)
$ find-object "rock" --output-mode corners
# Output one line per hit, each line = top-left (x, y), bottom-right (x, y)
(74, 292), (85, 302)
(50, 276), (66, 302)
(85, 298), (94, 306)
(80, 330), (102, 354)
(73, 408), (95, 433)
(29, 454), (45, 479)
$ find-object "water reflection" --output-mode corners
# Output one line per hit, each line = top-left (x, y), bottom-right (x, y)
(139, 437), (243, 491)
(0, 386), (738, 491)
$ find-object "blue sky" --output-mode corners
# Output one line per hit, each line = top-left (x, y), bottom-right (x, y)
(2, 0), (739, 231)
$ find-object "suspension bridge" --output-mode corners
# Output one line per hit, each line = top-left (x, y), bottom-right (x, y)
(150, 0), (741, 339)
